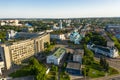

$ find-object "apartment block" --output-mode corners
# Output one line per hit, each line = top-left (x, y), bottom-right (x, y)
(0, 33), (50, 71)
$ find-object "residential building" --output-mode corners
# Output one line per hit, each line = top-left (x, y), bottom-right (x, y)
(0, 20), (22, 26)
(47, 48), (66, 65)
(50, 34), (66, 40)
(0, 33), (50, 72)
(22, 27), (34, 32)
(105, 25), (120, 39)
(0, 50), (4, 75)
(73, 49), (84, 64)
(66, 62), (82, 75)
(100, 29), (114, 47)
(87, 44), (119, 58)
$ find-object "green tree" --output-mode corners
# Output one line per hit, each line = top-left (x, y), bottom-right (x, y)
(99, 56), (109, 72)
(29, 57), (46, 80)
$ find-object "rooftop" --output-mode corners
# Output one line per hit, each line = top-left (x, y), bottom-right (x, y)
(53, 48), (66, 58)
(5, 32), (49, 46)
(93, 45), (110, 53)
(66, 62), (81, 70)
(74, 49), (84, 56)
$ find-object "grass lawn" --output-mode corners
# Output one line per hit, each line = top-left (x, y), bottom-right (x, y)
(87, 62), (105, 78)
(60, 72), (70, 80)
(46, 67), (70, 80)
(46, 44), (55, 51)
(46, 71), (57, 80)
(44, 44), (55, 55)
(86, 61), (119, 78)
(108, 67), (119, 75)
(9, 66), (32, 78)
(88, 68), (105, 78)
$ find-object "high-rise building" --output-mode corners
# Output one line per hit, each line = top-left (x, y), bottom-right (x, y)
(0, 33), (50, 72)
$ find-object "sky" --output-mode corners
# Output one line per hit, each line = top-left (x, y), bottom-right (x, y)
(0, 0), (120, 18)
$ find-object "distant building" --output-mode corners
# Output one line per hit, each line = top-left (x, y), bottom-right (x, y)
(22, 27), (34, 32)
(105, 25), (120, 39)
(87, 44), (119, 58)
(46, 30), (53, 33)
(69, 29), (83, 44)
(0, 21), (5, 26)
(50, 34), (66, 40)
(7, 30), (17, 40)
(25, 23), (32, 27)
(106, 25), (120, 31)
(47, 48), (66, 65)
(0, 20), (22, 26)
(66, 62), (82, 75)
(53, 20), (63, 30)
(59, 20), (62, 29)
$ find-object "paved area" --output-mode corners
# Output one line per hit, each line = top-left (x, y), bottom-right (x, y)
(69, 75), (84, 80)
(11, 76), (34, 80)
(108, 76), (120, 80)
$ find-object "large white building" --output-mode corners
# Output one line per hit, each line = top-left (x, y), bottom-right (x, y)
(47, 48), (66, 65)
(0, 33), (50, 74)
(0, 20), (22, 26)
(53, 20), (63, 30)
(87, 44), (119, 58)
(7, 30), (17, 40)
(50, 34), (66, 40)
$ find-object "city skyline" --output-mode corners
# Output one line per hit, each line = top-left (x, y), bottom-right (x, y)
(0, 0), (120, 18)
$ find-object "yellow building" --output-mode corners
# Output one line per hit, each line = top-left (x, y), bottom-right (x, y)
(0, 33), (50, 70)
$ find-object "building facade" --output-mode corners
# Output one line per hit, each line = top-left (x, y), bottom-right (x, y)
(87, 44), (119, 58)
(47, 48), (66, 65)
(66, 62), (81, 76)
(73, 49), (84, 64)
(0, 33), (50, 71)
(0, 20), (22, 26)
(69, 29), (83, 44)
(50, 34), (66, 40)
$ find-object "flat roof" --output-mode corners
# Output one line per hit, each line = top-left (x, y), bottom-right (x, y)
(4, 32), (49, 46)
(74, 49), (84, 55)
(53, 48), (66, 58)
(66, 62), (81, 70)
(93, 45), (110, 53)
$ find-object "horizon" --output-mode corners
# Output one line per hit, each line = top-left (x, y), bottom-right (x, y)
(0, 0), (120, 18)
(0, 16), (120, 19)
